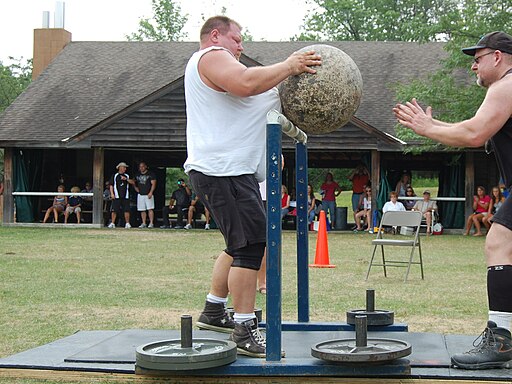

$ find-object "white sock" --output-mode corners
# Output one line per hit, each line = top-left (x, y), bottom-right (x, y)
(489, 311), (512, 331)
(233, 313), (256, 324)
(206, 293), (228, 305)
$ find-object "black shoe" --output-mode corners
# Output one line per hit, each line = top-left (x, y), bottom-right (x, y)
(196, 301), (235, 333)
(229, 318), (267, 358)
(451, 321), (512, 369)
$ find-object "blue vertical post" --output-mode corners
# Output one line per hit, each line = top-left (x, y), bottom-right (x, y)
(266, 122), (282, 361)
(296, 142), (309, 322)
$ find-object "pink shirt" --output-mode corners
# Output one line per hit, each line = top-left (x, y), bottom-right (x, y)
(475, 195), (491, 213)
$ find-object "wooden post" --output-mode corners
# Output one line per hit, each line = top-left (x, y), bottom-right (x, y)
(2, 148), (14, 223)
(370, 150), (380, 213)
(92, 147), (104, 226)
(465, 152), (475, 221)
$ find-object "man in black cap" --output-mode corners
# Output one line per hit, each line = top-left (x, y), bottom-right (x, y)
(393, 31), (512, 369)
(160, 178), (191, 229)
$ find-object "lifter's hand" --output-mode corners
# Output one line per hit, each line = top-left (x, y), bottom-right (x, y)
(393, 98), (433, 135)
(285, 50), (322, 76)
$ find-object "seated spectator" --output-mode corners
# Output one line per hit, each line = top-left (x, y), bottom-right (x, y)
(43, 185), (67, 223)
(464, 186), (491, 236)
(81, 181), (93, 211)
(483, 186), (505, 230)
(281, 185), (290, 219)
(403, 186), (417, 211)
(354, 186), (372, 232)
(184, 194), (211, 230)
(383, 191), (406, 213)
(161, 178), (191, 229)
(412, 190), (438, 235)
(395, 172), (411, 197)
(307, 184), (316, 224)
(65, 186), (83, 224)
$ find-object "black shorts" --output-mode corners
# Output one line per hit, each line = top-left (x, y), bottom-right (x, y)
(194, 201), (206, 214)
(189, 171), (266, 252)
(111, 198), (130, 213)
(492, 191), (512, 230)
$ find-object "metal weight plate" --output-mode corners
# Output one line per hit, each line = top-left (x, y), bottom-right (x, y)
(136, 338), (237, 371)
(346, 309), (394, 326)
(311, 338), (411, 364)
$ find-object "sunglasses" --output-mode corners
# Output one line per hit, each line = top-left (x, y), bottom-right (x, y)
(473, 51), (494, 64)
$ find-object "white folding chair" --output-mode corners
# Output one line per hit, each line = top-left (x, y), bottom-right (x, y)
(366, 211), (424, 282)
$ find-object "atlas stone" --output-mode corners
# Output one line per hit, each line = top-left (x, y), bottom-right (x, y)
(279, 44), (363, 134)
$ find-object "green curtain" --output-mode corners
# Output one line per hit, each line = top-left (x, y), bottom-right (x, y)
(377, 171), (392, 211)
(13, 150), (34, 222)
(438, 154), (465, 228)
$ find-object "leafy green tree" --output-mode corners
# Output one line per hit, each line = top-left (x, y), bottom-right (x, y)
(0, 58), (32, 114)
(127, 0), (188, 41)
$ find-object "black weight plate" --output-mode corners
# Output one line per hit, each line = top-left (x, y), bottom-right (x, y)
(311, 338), (411, 364)
(136, 338), (237, 371)
(346, 309), (394, 326)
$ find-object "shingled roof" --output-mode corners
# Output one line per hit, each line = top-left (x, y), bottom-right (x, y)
(0, 40), (447, 148)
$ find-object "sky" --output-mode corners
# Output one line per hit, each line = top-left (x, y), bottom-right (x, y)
(0, 0), (313, 64)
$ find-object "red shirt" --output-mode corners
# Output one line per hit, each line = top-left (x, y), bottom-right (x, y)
(475, 195), (491, 213)
(321, 182), (340, 201)
(282, 193), (289, 208)
(351, 174), (369, 194)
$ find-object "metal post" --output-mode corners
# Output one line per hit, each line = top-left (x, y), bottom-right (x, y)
(296, 142), (309, 322)
(266, 121), (283, 362)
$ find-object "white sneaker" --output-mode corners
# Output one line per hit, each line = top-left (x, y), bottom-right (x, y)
(205, 223), (211, 230)
(148, 223), (154, 228)
(107, 223), (115, 229)
(139, 223), (147, 228)
(184, 224), (192, 230)
(125, 223), (131, 229)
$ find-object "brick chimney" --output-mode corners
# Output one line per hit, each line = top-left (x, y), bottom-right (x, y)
(32, 28), (72, 80)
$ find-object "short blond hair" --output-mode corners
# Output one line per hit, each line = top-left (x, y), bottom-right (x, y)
(71, 186), (80, 193)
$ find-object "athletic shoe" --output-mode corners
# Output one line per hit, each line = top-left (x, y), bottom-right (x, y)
(196, 301), (235, 333)
(174, 225), (184, 229)
(184, 224), (192, 230)
(139, 223), (147, 228)
(160, 225), (170, 229)
(229, 318), (266, 358)
(451, 321), (512, 369)
(107, 223), (115, 229)
(125, 223), (131, 229)
(148, 223), (154, 228)
(205, 223), (211, 230)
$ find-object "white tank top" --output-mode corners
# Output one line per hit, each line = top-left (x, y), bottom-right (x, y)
(183, 46), (281, 182)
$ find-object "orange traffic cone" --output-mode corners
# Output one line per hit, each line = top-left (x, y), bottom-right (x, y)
(309, 210), (335, 268)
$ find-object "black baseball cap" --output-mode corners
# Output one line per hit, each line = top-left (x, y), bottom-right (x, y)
(462, 31), (512, 56)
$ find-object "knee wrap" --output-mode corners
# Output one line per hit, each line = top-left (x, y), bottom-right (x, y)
(230, 242), (265, 270)
(487, 265), (512, 312)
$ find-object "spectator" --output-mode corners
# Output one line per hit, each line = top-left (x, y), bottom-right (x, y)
(395, 173), (411, 197)
(81, 181), (93, 211)
(354, 186), (372, 232)
(320, 172), (342, 227)
(349, 164), (370, 225)
(307, 184), (316, 225)
(133, 161), (157, 228)
(108, 162), (133, 229)
(483, 186), (506, 231)
(281, 185), (290, 219)
(412, 190), (438, 235)
(43, 184), (67, 223)
(382, 191), (406, 213)
(184, 193), (211, 230)
(403, 186), (417, 211)
(161, 178), (191, 229)
(464, 186), (491, 236)
(64, 186), (83, 224)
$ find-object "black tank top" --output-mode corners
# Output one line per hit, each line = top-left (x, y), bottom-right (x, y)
(490, 68), (512, 187)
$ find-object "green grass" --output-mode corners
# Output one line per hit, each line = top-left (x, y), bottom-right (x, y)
(0, 226), (488, 382)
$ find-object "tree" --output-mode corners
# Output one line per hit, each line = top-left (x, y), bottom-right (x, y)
(127, 0), (188, 41)
(298, 0), (461, 42)
(0, 58), (32, 114)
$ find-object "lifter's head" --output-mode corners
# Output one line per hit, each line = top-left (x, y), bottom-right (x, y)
(199, 16), (243, 59)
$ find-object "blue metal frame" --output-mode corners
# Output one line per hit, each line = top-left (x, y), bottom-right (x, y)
(266, 122), (283, 362)
(295, 142), (309, 322)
